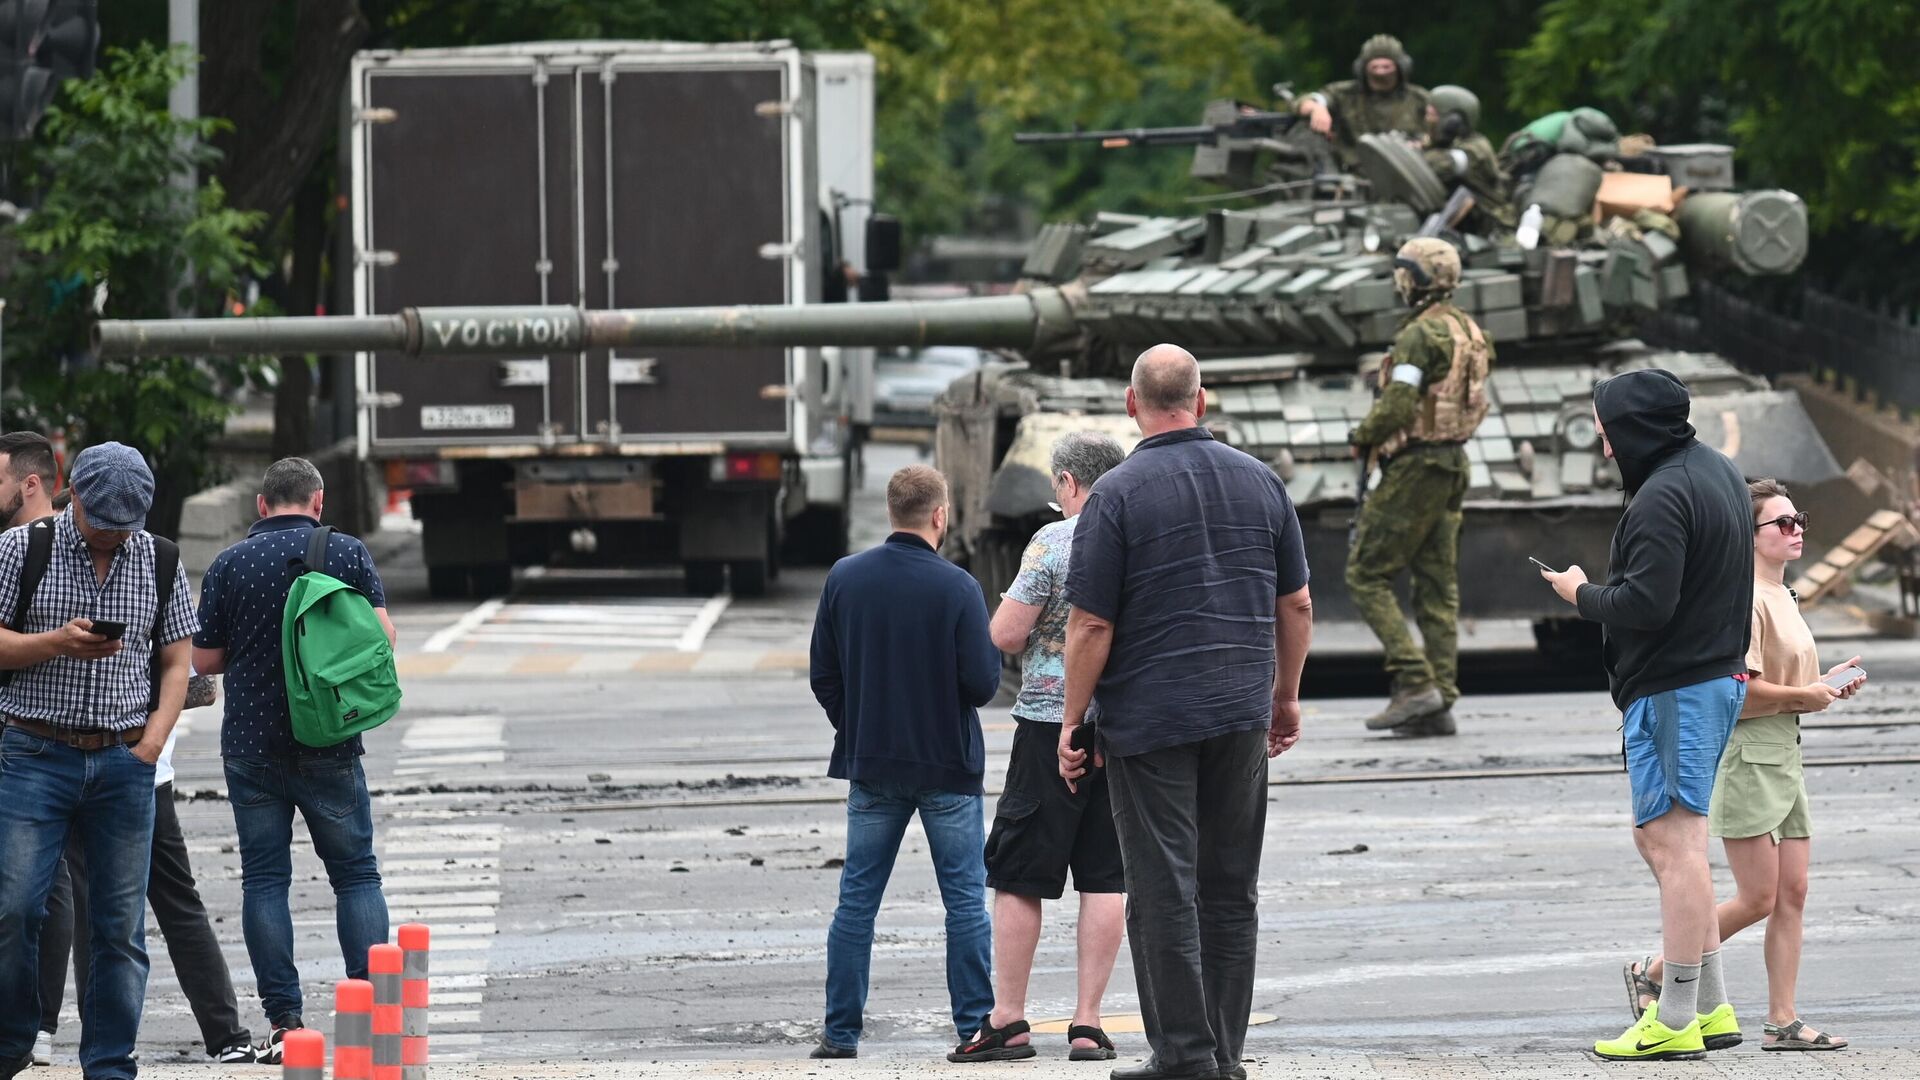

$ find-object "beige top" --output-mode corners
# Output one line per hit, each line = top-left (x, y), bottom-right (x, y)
(1747, 577), (1819, 692)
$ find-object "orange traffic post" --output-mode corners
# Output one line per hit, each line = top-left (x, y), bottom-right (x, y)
(370, 943), (406, 1080)
(334, 979), (375, 1080)
(281, 1027), (326, 1080)
(399, 923), (432, 1079)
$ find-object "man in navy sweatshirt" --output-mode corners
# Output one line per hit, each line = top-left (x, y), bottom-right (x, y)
(808, 464), (1000, 1059)
(1540, 369), (1753, 1061)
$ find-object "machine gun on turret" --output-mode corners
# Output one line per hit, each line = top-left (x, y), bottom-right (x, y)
(1017, 99), (1333, 189)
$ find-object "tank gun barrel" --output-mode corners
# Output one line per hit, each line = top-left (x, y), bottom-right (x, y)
(93, 291), (1079, 359)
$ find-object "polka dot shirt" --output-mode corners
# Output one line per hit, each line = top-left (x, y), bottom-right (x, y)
(194, 515), (387, 759)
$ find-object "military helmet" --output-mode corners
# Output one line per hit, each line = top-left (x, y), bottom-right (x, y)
(1429, 85), (1480, 131)
(1352, 33), (1412, 79)
(1393, 237), (1462, 300)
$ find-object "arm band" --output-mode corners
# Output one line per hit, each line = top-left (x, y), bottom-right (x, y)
(1391, 363), (1425, 388)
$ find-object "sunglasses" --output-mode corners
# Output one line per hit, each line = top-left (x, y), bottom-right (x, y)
(1755, 512), (1809, 535)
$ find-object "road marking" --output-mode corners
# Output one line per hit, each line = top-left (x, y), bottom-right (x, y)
(677, 594), (732, 652)
(376, 715), (511, 1060)
(421, 598), (506, 653)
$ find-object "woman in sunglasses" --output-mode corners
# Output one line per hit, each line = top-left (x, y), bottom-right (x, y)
(1624, 478), (1861, 1050)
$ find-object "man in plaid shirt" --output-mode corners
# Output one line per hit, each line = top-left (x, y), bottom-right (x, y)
(0, 443), (196, 1080)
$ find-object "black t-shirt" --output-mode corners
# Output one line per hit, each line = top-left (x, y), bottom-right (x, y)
(1065, 427), (1309, 757)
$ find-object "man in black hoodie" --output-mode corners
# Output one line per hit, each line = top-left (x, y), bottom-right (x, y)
(1539, 369), (1753, 1061)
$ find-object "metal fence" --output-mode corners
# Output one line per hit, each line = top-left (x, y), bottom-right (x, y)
(1641, 283), (1920, 410)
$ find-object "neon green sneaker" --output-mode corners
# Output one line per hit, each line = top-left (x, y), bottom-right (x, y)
(1594, 1000), (1707, 1061)
(1697, 1001), (1742, 1051)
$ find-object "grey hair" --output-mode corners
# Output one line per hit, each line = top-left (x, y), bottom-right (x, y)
(1051, 430), (1126, 489)
(261, 457), (325, 508)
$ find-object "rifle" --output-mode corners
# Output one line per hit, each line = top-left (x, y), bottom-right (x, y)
(1014, 110), (1301, 149)
(1348, 447), (1379, 550)
(1416, 185), (1477, 237)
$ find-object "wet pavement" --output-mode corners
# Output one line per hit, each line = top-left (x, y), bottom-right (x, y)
(75, 444), (1920, 1070)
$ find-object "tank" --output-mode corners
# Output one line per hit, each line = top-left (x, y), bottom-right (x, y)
(93, 107), (1836, 658)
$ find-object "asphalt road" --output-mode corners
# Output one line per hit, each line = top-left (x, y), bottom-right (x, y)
(85, 443), (1920, 1068)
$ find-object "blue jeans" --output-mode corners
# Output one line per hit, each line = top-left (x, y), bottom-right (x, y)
(823, 779), (992, 1050)
(0, 728), (156, 1079)
(225, 756), (388, 1026)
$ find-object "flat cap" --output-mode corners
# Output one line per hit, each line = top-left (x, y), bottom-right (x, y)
(69, 441), (154, 532)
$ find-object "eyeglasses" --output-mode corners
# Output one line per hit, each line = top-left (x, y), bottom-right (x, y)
(1755, 512), (1809, 535)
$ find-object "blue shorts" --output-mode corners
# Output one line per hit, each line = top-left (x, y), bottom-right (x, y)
(1624, 676), (1746, 826)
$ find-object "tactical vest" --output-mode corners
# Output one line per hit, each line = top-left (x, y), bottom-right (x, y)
(1376, 303), (1491, 456)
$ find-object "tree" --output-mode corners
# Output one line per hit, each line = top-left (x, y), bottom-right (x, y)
(1, 44), (268, 538)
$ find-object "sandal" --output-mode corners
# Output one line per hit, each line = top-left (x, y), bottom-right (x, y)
(1622, 956), (1660, 1020)
(1763, 1018), (1847, 1051)
(948, 1019), (1037, 1063)
(1067, 1024), (1117, 1061)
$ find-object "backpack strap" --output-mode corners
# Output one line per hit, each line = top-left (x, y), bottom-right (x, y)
(0, 517), (57, 690)
(147, 536), (180, 713)
(305, 525), (335, 576)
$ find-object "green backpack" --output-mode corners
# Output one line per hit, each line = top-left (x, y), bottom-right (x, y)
(284, 526), (402, 747)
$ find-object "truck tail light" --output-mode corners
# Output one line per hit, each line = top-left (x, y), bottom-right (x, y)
(713, 451), (782, 483)
(384, 459), (457, 491)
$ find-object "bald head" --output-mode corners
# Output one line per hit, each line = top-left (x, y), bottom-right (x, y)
(1131, 344), (1201, 415)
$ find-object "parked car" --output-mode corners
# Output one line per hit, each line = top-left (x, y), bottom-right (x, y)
(872, 346), (990, 427)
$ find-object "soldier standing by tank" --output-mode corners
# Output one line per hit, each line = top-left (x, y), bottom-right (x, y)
(1421, 85), (1514, 234)
(1346, 238), (1493, 736)
(1296, 34), (1430, 166)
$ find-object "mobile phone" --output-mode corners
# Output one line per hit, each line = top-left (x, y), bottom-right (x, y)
(1070, 721), (1098, 754)
(1528, 556), (1560, 575)
(1821, 665), (1865, 690)
(88, 619), (128, 641)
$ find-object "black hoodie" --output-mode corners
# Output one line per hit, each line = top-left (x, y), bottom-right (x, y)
(1576, 369), (1754, 710)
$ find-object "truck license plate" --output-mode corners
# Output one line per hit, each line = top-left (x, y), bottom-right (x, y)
(420, 405), (515, 431)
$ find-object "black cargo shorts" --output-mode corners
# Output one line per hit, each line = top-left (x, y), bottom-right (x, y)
(983, 718), (1125, 899)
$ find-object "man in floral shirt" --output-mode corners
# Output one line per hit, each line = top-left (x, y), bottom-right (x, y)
(952, 431), (1130, 1063)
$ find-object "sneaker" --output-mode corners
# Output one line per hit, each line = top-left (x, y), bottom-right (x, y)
(31, 1031), (49, 1068)
(257, 1019), (303, 1066)
(1364, 685), (1445, 730)
(809, 1041), (857, 1059)
(1594, 1001), (1707, 1061)
(213, 1041), (258, 1064)
(1697, 1002), (1742, 1051)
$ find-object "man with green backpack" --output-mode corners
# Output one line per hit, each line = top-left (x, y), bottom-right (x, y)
(191, 458), (400, 1065)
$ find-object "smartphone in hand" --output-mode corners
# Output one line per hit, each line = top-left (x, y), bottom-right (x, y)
(1821, 664), (1865, 690)
(1528, 556), (1561, 575)
(88, 619), (128, 641)
(1070, 721), (1098, 755)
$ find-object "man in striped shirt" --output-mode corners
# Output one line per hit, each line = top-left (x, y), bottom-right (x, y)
(0, 443), (196, 1080)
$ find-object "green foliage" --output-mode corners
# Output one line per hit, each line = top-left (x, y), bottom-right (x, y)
(2, 43), (268, 536)
(870, 0), (1279, 237)
(1509, 0), (1920, 239)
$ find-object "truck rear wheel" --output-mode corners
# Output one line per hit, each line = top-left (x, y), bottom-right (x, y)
(428, 565), (469, 600)
(472, 563), (513, 598)
(685, 560), (726, 597)
(730, 558), (770, 598)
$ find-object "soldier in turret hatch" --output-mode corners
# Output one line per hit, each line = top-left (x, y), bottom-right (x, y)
(1346, 238), (1494, 737)
(1295, 34), (1430, 166)
(1421, 85), (1515, 235)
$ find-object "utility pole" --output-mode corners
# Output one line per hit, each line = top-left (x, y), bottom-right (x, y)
(169, 0), (197, 314)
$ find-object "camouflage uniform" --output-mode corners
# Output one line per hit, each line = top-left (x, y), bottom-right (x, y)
(1309, 35), (1430, 167)
(1422, 85), (1514, 233)
(1347, 239), (1494, 721)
